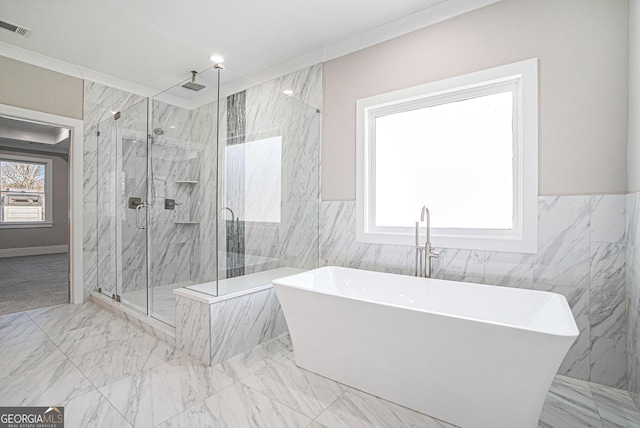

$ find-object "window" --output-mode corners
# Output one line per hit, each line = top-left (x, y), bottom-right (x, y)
(225, 136), (282, 223)
(0, 154), (53, 227)
(356, 59), (538, 252)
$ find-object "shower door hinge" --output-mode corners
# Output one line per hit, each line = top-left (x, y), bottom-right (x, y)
(115, 294), (121, 302)
(97, 131), (100, 137)
(98, 287), (102, 293)
(113, 111), (121, 120)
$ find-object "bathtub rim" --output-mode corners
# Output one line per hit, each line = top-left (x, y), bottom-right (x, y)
(272, 266), (579, 338)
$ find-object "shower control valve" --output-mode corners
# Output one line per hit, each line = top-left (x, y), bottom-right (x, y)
(164, 199), (176, 210)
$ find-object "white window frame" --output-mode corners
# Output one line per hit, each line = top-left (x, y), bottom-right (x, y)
(356, 58), (538, 253)
(0, 153), (53, 228)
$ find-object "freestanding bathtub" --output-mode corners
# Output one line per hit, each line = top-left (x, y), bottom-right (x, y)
(273, 266), (578, 428)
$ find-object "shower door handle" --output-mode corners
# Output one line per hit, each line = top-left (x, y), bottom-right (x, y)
(136, 203), (150, 230)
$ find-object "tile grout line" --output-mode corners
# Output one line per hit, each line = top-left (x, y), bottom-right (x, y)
(59, 302), (261, 427)
(242, 383), (314, 426)
(587, 386), (609, 428)
(237, 352), (338, 422)
(150, 378), (239, 428)
(307, 388), (349, 427)
(9, 301), (640, 427)
(38, 306), (134, 427)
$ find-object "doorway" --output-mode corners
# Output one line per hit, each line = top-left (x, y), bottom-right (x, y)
(0, 115), (70, 314)
(0, 104), (84, 312)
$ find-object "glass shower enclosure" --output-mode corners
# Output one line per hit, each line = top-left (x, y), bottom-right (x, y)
(95, 64), (320, 327)
(96, 99), (149, 315)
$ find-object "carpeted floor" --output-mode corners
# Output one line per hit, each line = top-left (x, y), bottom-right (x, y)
(0, 252), (69, 315)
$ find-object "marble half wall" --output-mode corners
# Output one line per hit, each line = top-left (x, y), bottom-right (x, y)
(175, 288), (287, 366)
(320, 194), (627, 389)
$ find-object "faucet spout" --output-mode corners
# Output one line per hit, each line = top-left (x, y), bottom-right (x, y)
(420, 206), (431, 247)
(219, 207), (235, 224)
(415, 206), (438, 278)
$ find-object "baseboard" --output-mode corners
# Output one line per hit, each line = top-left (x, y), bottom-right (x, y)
(0, 245), (68, 258)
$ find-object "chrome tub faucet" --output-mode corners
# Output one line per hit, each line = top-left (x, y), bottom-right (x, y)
(415, 206), (439, 278)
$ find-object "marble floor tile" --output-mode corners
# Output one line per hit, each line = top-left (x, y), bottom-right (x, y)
(0, 310), (28, 325)
(64, 390), (132, 428)
(158, 382), (311, 428)
(99, 356), (235, 426)
(3, 301), (640, 428)
(313, 388), (455, 428)
(69, 333), (178, 387)
(0, 312), (47, 346)
(48, 317), (147, 357)
(0, 337), (67, 381)
(214, 333), (293, 381)
(538, 375), (604, 428)
(214, 344), (271, 381)
(590, 383), (640, 428)
(0, 359), (94, 407)
(26, 302), (118, 335)
(260, 333), (294, 362)
(241, 356), (348, 419)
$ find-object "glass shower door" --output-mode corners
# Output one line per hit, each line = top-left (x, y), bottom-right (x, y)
(96, 116), (118, 300)
(116, 100), (149, 314)
(96, 100), (149, 314)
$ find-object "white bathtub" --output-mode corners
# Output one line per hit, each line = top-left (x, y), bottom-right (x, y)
(273, 266), (578, 428)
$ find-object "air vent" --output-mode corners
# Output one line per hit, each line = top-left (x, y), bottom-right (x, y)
(0, 20), (32, 38)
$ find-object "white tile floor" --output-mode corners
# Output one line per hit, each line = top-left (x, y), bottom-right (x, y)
(1, 302), (639, 428)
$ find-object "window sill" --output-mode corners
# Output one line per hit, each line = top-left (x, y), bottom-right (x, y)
(0, 222), (53, 229)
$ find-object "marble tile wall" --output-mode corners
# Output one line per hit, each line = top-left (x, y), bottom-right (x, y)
(190, 100), (219, 284)
(627, 192), (640, 407)
(84, 64), (321, 308)
(175, 289), (287, 366)
(221, 64), (322, 276)
(320, 195), (627, 388)
(148, 99), (205, 289)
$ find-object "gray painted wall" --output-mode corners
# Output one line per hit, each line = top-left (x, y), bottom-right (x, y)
(0, 147), (69, 250)
(322, 0), (629, 199)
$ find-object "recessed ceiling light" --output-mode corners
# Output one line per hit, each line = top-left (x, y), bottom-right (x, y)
(169, 125), (176, 129)
(209, 55), (224, 63)
(283, 90), (294, 96)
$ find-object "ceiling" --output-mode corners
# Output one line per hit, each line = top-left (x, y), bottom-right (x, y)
(0, 0), (498, 99)
(0, 115), (70, 155)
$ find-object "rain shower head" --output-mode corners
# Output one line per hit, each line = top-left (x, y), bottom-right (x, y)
(182, 70), (205, 91)
(153, 128), (164, 136)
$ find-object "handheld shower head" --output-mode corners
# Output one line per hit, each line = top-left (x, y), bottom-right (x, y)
(182, 70), (206, 91)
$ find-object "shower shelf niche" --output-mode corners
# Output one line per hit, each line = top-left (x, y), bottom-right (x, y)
(175, 180), (199, 184)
